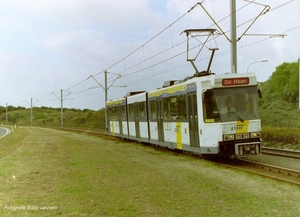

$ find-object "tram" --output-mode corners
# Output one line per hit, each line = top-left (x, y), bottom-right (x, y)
(106, 72), (262, 158)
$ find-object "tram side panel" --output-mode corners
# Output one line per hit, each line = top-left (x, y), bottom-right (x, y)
(148, 84), (193, 150)
(119, 101), (129, 139)
(127, 92), (149, 143)
(106, 102), (120, 137)
(148, 99), (159, 143)
(162, 93), (190, 150)
(106, 98), (128, 139)
(198, 87), (222, 154)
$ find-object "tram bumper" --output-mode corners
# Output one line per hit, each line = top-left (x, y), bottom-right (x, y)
(235, 142), (261, 156)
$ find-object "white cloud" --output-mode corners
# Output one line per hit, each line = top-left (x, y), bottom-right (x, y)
(0, 0), (299, 109)
(3, 0), (159, 27)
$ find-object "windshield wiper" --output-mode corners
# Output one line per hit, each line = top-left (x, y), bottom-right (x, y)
(229, 108), (244, 122)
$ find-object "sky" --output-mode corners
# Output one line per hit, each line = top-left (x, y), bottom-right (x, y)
(0, 0), (299, 110)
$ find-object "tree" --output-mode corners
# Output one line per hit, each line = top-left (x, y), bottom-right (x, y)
(266, 61), (299, 104)
(259, 60), (300, 127)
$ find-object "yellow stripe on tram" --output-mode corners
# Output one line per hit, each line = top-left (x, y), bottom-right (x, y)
(236, 120), (249, 133)
(176, 122), (182, 150)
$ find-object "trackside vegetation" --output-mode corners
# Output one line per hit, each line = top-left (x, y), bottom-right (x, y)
(0, 106), (106, 129)
(260, 60), (300, 149)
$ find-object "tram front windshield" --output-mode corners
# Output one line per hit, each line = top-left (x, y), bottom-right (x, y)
(203, 86), (260, 122)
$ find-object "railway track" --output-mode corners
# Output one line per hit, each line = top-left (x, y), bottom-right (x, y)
(56, 127), (118, 140)
(262, 147), (300, 159)
(214, 158), (300, 187)
(55, 127), (300, 187)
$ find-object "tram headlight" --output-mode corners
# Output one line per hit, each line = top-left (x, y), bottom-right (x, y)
(223, 134), (235, 141)
(250, 132), (261, 138)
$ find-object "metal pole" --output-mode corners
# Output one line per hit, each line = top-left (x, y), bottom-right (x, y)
(61, 89), (63, 127)
(299, 56), (300, 109)
(230, 0), (237, 74)
(30, 98), (32, 126)
(89, 72), (124, 132)
(105, 70), (108, 132)
(247, 60), (268, 73)
(6, 103), (8, 124)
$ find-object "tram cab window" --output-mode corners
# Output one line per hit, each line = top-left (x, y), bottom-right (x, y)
(163, 94), (187, 121)
(208, 86), (260, 122)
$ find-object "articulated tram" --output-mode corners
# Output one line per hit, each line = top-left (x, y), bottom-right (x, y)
(106, 72), (262, 158)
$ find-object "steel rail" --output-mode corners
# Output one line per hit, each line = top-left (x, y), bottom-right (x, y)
(215, 159), (300, 187)
(262, 147), (300, 159)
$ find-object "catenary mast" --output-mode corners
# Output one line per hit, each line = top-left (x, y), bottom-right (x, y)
(230, 0), (237, 74)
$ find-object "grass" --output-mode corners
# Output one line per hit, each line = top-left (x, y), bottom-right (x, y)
(0, 127), (300, 216)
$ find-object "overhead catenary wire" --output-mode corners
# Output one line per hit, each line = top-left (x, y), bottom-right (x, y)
(122, 22), (299, 90)
(67, 2), (299, 97)
(87, 1), (296, 83)
(92, 4), (194, 77)
(27, 0), (299, 109)
(102, 0), (287, 80)
(114, 0), (296, 82)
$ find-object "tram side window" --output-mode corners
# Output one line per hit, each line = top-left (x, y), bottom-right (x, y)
(128, 104), (134, 121)
(149, 100), (156, 121)
(177, 94), (187, 120)
(121, 105), (126, 121)
(139, 102), (146, 122)
(163, 94), (187, 121)
(108, 106), (118, 121)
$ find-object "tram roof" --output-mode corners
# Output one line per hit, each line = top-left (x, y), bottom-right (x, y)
(106, 98), (125, 106)
(106, 73), (258, 103)
(148, 72), (257, 98)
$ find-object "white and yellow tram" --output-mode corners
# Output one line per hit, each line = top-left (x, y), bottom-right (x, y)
(107, 72), (262, 157)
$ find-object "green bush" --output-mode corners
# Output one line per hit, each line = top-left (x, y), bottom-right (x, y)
(262, 126), (300, 148)
(1, 107), (106, 130)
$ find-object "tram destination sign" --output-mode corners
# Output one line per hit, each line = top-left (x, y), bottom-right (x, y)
(222, 77), (249, 86)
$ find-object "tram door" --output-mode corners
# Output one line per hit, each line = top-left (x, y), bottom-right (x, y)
(188, 92), (200, 147)
(134, 103), (140, 138)
(157, 99), (164, 142)
(118, 105), (123, 135)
